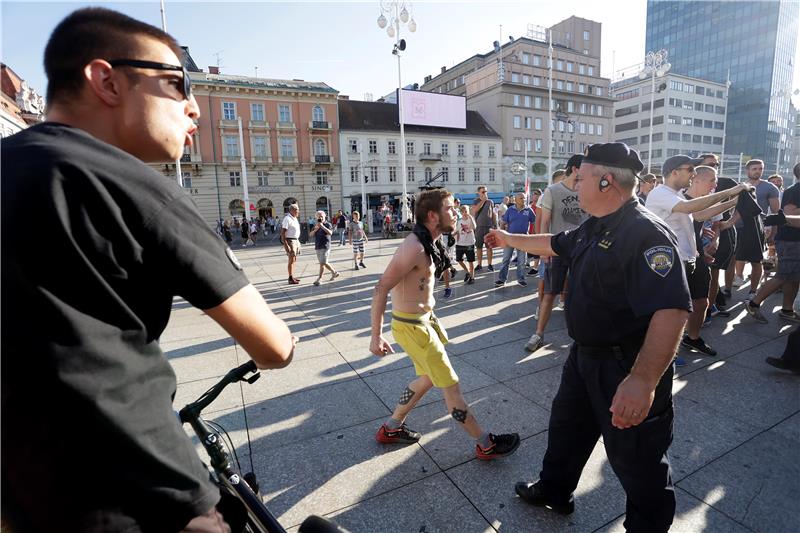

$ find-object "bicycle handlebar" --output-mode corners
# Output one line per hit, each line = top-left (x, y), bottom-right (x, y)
(179, 360), (259, 423)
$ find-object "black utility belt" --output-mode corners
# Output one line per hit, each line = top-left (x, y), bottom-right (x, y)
(576, 341), (643, 358)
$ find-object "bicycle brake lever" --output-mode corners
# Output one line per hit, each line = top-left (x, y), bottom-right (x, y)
(245, 373), (260, 384)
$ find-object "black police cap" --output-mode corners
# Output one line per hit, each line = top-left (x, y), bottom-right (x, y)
(566, 154), (583, 169)
(582, 143), (644, 174)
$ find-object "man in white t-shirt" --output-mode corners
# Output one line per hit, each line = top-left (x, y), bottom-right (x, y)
(280, 204), (302, 284)
(646, 156), (747, 356)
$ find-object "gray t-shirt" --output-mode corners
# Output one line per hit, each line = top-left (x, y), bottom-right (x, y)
(755, 180), (780, 215)
(541, 182), (588, 234)
(473, 198), (495, 228)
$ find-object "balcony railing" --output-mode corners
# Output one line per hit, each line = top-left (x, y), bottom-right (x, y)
(310, 120), (331, 130)
(180, 153), (192, 162)
(419, 153), (443, 161)
(276, 121), (295, 130)
(314, 155), (332, 163)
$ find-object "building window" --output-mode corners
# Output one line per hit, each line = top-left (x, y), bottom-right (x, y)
(597, 124), (603, 136)
(223, 102), (236, 120)
(522, 52), (530, 64)
(473, 144), (481, 158)
(284, 171), (294, 185)
(556, 60), (564, 71)
(251, 103), (264, 121)
(525, 116), (532, 129)
(252, 136), (268, 158)
(511, 72), (520, 83)
(583, 30), (590, 40)
(588, 123), (595, 135)
(513, 115), (522, 129)
(369, 140), (377, 154)
(425, 167), (432, 181)
(533, 76), (541, 86)
(579, 64), (585, 75)
(312, 105), (325, 122)
(556, 80), (564, 90)
(389, 167), (397, 182)
(182, 172), (192, 188)
(488, 145), (496, 157)
(224, 135), (240, 158)
(350, 168), (359, 183)
(441, 168), (449, 182)
(587, 66), (594, 76)
(525, 138), (532, 152)
(524, 95), (531, 107)
(388, 140), (397, 154)
(349, 139), (358, 153)
(535, 139), (542, 152)
(579, 122), (586, 134)
(457, 143), (465, 157)
(578, 84), (586, 94)
(280, 138), (294, 157)
(407, 141), (415, 155)
(278, 104), (291, 123)
(407, 167), (415, 182)
(535, 117), (542, 130)
(668, 132), (680, 141)
(682, 117), (692, 126)
(489, 168), (496, 182)
(597, 105), (603, 117)
(558, 140), (565, 153)
(441, 142), (449, 155)
(513, 94), (521, 106)
(314, 170), (328, 185)
(567, 101), (574, 113)
(314, 139), (327, 156)
(473, 168), (481, 182)
(229, 171), (241, 187)
(423, 142), (432, 155)
(369, 166), (378, 182)
(566, 62), (574, 73)
(566, 82), (574, 92)
(458, 167), (465, 182)
(523, 74), (530, 84)
(533, 55), (541, 66)
(513, 138), (522, 151)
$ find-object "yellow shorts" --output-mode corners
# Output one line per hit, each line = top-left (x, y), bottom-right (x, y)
(391, 310), (458, 388)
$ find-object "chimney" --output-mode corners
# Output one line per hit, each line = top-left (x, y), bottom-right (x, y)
(208, 66), (219, 74)
(441, 66), (447, 74)
(339, 95), (350, 100)
(424, 75), (432, 83)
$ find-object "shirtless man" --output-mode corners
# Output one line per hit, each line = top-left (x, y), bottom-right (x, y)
(370, 189), (520, 460)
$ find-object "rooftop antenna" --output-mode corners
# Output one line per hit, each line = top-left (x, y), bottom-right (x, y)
(212, 51), (225, 73)
(254, 66), (258, 78)
(364, 92), (373, 101)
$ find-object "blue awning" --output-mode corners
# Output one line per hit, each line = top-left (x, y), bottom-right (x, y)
(453, 192), (506, 204)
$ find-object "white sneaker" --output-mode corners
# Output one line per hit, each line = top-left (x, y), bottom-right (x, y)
(330, 271), (340, 281)
(732, 275), (745, 287)
(525, 333), (544, 353)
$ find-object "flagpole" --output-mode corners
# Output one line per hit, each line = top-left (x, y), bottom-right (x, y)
(547, 29), (553, 186)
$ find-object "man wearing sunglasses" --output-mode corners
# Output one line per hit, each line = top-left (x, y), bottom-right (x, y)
(2, 8), (297, 532)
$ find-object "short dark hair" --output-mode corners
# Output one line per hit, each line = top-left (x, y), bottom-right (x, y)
(794, 162), (800, 180)
(415, 189), (452, 223)
(745, 159), (764, 169)
(44, 7), (182, 103)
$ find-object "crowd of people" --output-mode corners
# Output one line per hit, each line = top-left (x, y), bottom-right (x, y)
(4, 7), (796, 532)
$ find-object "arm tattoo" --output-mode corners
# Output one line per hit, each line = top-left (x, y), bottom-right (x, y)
(451, 407), (468, 424)
(398, 387), (415, 405)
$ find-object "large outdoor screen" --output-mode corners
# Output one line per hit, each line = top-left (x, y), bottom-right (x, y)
(399, 89), (466, 129)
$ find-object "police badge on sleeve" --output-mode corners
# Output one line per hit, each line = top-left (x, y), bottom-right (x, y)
(644, 246), (674, 278)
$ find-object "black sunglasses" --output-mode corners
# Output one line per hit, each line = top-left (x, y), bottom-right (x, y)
(108, 59), (191, 100)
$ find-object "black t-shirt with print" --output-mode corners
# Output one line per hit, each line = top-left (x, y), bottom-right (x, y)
(777, 182), (800, 242)
(1, 123), (249, 532)
(314, 221), (334, 249)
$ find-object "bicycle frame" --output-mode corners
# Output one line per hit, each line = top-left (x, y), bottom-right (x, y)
(179, 361), (286, 533)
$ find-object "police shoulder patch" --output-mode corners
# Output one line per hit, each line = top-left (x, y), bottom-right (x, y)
(225, 247), (243, 270)
(643, 245), (674, 278)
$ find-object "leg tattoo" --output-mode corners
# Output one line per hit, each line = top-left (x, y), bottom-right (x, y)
(451, 407), (468, 423)
(398, 387), (416, 405)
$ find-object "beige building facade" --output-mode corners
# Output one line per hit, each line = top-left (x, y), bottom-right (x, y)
(421, 17), (613, 185)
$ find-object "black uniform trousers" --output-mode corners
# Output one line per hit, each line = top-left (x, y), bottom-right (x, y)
(538, 342), (675, 533)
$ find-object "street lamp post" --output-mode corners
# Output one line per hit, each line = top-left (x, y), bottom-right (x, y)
(638, 49), (671, 173)
(378, 1), (417, 223)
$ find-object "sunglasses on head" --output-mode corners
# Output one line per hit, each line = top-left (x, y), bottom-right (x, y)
(108, 59), (192, 100)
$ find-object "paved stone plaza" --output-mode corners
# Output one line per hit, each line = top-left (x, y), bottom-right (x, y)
(165, 238), (799, 533)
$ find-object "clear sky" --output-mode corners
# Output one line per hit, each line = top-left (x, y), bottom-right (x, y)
(1, 0), (798, 104)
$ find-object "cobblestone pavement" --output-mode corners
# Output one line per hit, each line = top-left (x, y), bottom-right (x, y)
(166, 238), (799, 533)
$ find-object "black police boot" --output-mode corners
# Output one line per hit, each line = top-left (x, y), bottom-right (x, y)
(514, 481), (575, 515)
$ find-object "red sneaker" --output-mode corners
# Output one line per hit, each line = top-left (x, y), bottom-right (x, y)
(375, 424), (422, 444)
(475, 433), (520, 460)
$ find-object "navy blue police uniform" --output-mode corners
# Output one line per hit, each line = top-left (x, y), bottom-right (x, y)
(519, 143), (691, 533)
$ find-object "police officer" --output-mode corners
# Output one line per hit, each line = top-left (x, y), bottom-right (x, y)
(486, 143), (691, 533)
